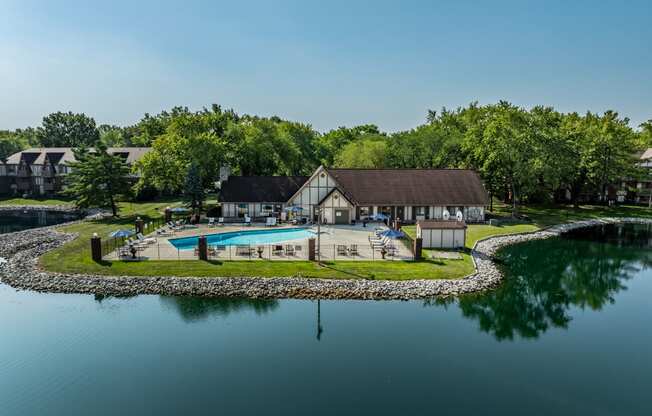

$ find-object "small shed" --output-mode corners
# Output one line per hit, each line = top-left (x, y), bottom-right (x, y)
(416, 220), (467, 249)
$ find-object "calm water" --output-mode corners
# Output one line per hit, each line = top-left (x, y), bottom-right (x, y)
(169, 227), (316, 250)
(1, 223), (650, 415)
(0, 210), (78, 234)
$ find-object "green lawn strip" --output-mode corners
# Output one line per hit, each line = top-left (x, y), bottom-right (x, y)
(0, 197), (74, 206)
(489, 201), (651, 228)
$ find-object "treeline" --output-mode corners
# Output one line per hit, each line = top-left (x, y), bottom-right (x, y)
(1, 102), (651, 213)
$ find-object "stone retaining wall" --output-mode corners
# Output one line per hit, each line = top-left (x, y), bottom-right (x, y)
(0, 217), (650, 300)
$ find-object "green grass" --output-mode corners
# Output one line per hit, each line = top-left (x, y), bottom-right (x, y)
(0, 197), (74, 206)
(489, 201), (651, 227)
(39, 199), (650, 281)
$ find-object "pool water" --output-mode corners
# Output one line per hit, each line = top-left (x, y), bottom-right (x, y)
(169, 227), (316, 250)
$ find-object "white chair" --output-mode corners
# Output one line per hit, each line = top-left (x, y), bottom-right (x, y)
(244, 216), (252, 226)
(208, 217), (215, 227)
(218, 217), (224, 226)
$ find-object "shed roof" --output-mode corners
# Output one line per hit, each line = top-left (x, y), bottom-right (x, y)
(417, 220), (467, 230)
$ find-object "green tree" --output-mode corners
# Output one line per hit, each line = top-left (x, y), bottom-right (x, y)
(64, 144), (131, 216)
(184, 162), (205, 214)
(0, 130), (28, 161)
(334, 137), (389, 168)
(36, 112), (100, 147)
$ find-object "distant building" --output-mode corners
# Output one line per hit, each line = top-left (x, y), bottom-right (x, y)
(0, 147), (151, 196)
(619, 148), (652, 204)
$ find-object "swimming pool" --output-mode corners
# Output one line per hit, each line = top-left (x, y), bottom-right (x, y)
(169, 227), (316, 250)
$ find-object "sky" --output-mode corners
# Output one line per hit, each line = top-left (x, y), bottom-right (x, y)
(1, 0), (651, 133)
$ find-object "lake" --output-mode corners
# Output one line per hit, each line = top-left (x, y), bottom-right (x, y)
(0, 209), (79, 234)
(0, 223), (650, 415)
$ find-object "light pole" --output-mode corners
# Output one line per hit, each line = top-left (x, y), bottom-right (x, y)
(316, 207), (322, 263)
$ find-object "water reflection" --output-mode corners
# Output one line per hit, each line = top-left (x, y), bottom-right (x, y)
(432, 224), (652, 341)
(160, 296), (280, 322)
(0, 210), (79, 234)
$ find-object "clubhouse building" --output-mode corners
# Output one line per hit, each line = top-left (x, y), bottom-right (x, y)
(219, 166), (489, 224)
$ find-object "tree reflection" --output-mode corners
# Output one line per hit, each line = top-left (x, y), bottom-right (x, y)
(430, 224), (651, 341)
(160, 296), (280, 322)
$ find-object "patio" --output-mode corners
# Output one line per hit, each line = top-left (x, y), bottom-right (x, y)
(104, 222), (415, 261)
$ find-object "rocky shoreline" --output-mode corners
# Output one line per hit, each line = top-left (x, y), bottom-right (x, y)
(0, 217), (650, 300)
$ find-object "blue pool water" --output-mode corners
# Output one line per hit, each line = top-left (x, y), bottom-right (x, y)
(169, 227), (316, 250)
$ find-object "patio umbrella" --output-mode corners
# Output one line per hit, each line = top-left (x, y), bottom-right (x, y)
(109, 229), (135, 238)
(283, 206), (303, 212)
(169, 207), (189, 213)
(379, 229), (405, 239)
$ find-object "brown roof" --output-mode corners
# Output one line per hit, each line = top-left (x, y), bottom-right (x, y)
(326, 168), (489, 206)
(417, 220), (467, 230)
(220, 176), (309, 203)
(4, 147), (150, 165)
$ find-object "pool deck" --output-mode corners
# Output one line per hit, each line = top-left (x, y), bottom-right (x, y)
(106, 222), (414, 261)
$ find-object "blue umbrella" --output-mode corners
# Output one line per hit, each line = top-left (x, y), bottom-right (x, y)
(371, 213), (389, 221)
(109, 229), (135, 238)
(380, 229), (405, 239)
(284, 206), (303, 212)
(169, 207), (189, 213)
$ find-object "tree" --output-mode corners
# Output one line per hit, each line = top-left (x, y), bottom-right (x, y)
(64, 144), (131, 216)
(0, 130), (28, 161)
(36, 112), (100, 147)
(334, 137), (389, 168)
(184, 162), (205, 214)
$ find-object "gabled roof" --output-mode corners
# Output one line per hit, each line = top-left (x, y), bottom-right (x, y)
(318, 187), (353, 206)
(3, 147), (150, 166)
(220, 176), (309, 203)
(325, 168), (489, 206)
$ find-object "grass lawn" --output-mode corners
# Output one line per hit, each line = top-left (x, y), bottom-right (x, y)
(489, 201), (651, 228)
(0, 197), (74, 206)
(38, 199), (650, 281)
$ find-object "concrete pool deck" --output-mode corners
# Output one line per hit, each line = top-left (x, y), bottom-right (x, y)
(105, 222), (415, 261)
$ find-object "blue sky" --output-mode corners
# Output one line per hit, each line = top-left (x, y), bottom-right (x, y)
(1, 0), (651, 132)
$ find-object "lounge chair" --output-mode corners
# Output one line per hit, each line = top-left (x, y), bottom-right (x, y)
(208, 217), (216, 227)
(218, 217), (224, 226)
(285, 244), (295, 256)
(236, 245), (252, 256)
(349, 244), (359, 256)
(244, 216), (252, 226)
(266, 217), (277, 227)
(337, 245), (348, 256)
(136, 233), (156, 244)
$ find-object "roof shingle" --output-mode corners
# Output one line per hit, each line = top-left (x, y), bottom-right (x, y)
(220, 176), (309, 203)
(326, 168), (489, 206)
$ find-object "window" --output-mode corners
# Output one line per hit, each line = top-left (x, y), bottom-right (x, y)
(237, 204), (248, 218)
(359, 206), (370, 217)
(414, 206), (426, 218)
(262, 204), (273, 213)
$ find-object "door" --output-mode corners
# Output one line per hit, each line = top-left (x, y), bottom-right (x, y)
(396, 206), (405, 221)
(334, 209), (349, 224)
